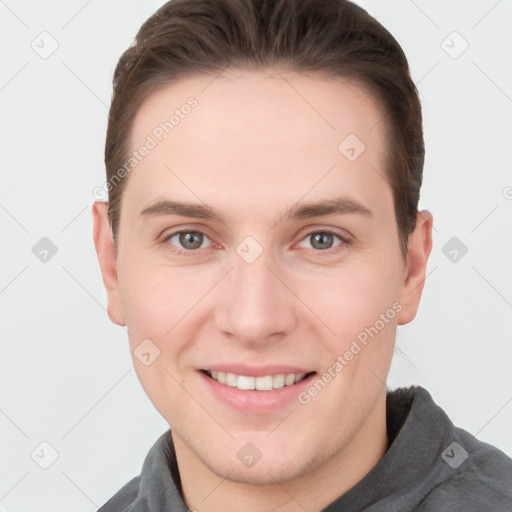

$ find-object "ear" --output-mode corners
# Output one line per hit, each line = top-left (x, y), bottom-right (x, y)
(397, 210), (433, 325)
(92, 201), (126, 326)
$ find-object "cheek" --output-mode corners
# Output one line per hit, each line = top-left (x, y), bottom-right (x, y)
(295, 268), (399, 411)
(119, 262), (196, 421)
(119, 258), (198, 342)
(297, 262), (402, 352)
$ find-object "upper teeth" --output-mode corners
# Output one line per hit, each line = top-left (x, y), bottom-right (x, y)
(208, 371), (307, 391)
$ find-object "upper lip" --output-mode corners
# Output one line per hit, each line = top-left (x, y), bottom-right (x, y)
(200, 365), (315, 377)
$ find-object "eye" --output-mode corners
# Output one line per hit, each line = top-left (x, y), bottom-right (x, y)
(298, 230), (346, 252)
(165, 230), (212, 253)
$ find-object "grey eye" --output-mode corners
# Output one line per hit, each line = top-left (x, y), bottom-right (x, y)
(169, 231), (208, 250)
(300, 231), (342, 251)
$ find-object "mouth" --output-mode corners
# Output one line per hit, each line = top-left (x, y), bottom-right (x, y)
(201, 369), (316, 391)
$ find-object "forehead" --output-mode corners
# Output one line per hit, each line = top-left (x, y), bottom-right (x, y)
(125, 69), (391, 215)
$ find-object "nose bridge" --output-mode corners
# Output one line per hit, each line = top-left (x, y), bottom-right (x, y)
(235, 253), (275, 304)
(214, 242), (296, 342)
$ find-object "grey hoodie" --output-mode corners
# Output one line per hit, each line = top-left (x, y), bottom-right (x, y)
(98, 386), (512, 511)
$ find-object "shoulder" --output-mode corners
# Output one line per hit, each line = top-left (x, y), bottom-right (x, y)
(97, 476), (141, 512)
(416, 431), (512, 512)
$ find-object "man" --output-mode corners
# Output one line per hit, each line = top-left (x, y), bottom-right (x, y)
(93, 0), (512, 510)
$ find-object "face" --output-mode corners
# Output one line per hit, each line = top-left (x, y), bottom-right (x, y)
(93, 69), (432, 486)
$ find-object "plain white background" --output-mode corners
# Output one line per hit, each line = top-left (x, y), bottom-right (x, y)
(0, 0), (511, 510)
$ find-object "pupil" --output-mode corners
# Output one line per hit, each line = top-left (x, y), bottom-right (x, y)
(312, 232), (333, 250)
(180, 232), (203, 249)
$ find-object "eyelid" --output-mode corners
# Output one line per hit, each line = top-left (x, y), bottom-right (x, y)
(301, 230), (344, 242)
(160, 224), (216, 243)
(295, 224), (353, 243)
(161, 228), (219, 254)
(294, 228), (351, 253)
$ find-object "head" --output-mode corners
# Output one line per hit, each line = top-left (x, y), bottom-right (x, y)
(94, 0), (432, 491)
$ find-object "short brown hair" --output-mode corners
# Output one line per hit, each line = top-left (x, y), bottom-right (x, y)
(105, 0), (424, 252)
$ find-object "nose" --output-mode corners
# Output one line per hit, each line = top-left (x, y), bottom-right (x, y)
(213, 247), (297, 346)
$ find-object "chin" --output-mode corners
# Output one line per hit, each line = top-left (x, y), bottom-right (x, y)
(198, 442), (326, 486)
(205, 458), (303, 486)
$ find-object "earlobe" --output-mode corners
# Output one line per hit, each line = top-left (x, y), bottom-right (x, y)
(92, 201), (126, 326)
(397, 211), (433, 325)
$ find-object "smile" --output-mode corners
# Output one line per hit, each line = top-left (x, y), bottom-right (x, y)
(204, 370), (314, 391)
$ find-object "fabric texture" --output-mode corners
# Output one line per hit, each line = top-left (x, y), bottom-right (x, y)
(97, 386), (512, 511)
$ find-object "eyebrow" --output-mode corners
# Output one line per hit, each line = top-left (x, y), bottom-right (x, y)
(139, 196), (373, 223)
(285, 196), (372, 220)
(139, 200), (227, 223)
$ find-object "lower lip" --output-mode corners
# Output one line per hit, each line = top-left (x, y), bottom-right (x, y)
(198, 371), (316, 414)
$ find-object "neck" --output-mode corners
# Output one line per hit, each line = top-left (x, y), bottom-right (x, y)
(174, 391), (388, 512)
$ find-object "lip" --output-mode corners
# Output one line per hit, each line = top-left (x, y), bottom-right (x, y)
(198, 368), (317, 414)
(202, 364), (313, 377)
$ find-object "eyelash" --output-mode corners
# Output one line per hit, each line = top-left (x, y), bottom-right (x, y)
(161, 229), (351, 258)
